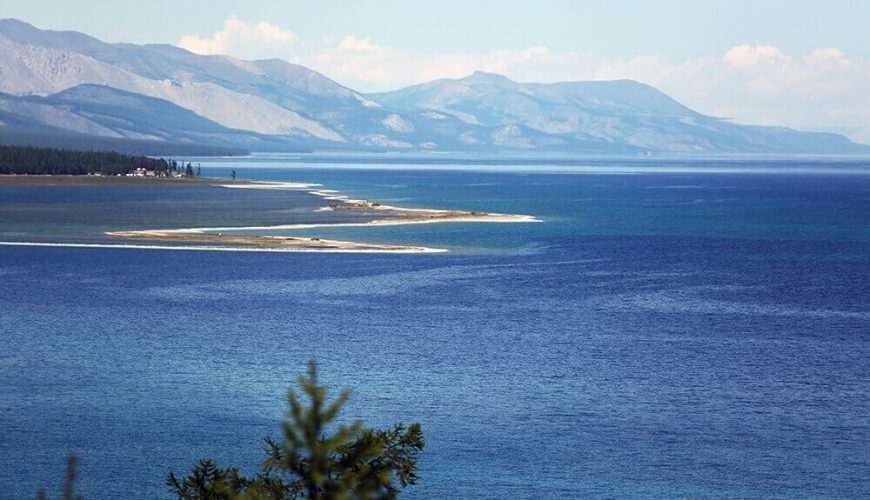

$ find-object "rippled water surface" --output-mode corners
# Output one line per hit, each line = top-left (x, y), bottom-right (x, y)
(2, 158), (869, 498)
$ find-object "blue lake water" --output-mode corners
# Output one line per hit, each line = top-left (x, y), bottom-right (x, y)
(2, 158), (870, 498)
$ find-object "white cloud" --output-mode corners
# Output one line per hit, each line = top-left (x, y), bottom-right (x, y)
(178, 16), (296, 59)
(723, 44), (787, 68)
(804, 48), (850, 64)
(178, 18), (870, 144)
(642, 46), (870, 143)
(335, 35), (378, 52)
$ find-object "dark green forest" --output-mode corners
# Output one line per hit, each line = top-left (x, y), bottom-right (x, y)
(0, 145), (180, 176)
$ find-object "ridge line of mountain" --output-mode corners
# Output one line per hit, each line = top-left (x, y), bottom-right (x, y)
(1, 18), (867, 155)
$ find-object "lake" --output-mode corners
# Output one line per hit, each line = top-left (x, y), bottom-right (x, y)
(2, 156), (869, 498)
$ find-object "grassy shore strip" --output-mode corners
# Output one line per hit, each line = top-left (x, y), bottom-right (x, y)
(0, 240), (445, 253)
(0, 174), (246, 185)
(115, 214), (540, 238)
(106, 231), (443, 252)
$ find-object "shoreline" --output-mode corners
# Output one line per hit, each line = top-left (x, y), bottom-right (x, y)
(221, 180), (542, 223)
(110, 213), (540, 236)
(107, 181), (540, 251)
(0, 174), (242, 186)
(102, 231), (444, 253)
(4, 178), (540, 253)
(0, 240), (445, 254)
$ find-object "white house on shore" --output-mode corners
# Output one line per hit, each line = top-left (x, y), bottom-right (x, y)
(128, 167), (157, 177)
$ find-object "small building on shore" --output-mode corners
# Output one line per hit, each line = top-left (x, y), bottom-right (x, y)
(128, 167), (158, 177)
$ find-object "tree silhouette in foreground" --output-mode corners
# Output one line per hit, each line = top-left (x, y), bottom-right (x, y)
(37, 455), (84, 500)
(167, 361), (424, 499)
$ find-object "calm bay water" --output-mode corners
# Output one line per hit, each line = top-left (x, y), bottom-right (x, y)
(2, 158), (869, 498)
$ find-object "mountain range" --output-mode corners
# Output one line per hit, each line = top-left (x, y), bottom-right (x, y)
(1, 19), (867, 155)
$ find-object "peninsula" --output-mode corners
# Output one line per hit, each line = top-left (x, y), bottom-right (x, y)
(105, 181), (540, 252)
(0, 175), (540, 253)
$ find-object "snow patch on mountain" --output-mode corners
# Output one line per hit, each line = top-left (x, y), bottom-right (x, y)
(356, 134), (413, 149)
(382, 114), (415, 133)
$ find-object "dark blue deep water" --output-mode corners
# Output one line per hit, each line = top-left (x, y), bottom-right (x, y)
(2, 159), (870, 498)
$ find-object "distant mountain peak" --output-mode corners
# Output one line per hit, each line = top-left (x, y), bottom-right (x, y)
(0, 18), (33, 29)
(0, 18), (104, 52)
(462, 70), (513, 84)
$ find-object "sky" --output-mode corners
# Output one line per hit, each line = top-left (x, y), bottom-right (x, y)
(2, 0), (869, 142)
